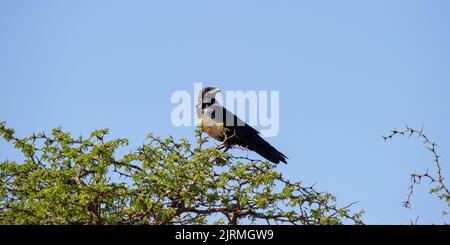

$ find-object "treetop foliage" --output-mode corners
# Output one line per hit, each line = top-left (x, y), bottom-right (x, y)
(0, 121), (363, 225)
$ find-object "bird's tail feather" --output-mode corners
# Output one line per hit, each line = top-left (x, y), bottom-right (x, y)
(245, 135), (287, 164)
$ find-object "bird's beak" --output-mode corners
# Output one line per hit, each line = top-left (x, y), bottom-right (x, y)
(213, 88), (221, 93)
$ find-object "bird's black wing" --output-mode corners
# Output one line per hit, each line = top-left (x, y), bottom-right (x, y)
(216, 106), (287, 164)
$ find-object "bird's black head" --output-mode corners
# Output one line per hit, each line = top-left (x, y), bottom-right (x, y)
(198, 87), (221, 105)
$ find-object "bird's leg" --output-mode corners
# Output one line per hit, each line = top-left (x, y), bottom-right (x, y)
(216, 140), (231, 151)
(216, 129), (238, 151)
(216, 130), (230, 150)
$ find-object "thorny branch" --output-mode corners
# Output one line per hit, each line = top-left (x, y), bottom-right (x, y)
(384, 125), (449, 213)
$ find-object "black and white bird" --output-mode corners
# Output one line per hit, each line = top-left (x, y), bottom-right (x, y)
(197, 87), (287, 164)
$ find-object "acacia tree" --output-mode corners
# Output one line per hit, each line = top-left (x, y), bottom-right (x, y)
(0, 121), (364, 224)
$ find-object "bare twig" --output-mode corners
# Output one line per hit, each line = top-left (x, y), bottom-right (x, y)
(384, 125), (449, 212)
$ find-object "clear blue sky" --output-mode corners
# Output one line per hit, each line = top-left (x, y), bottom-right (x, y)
(1, 0), (449, 224)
